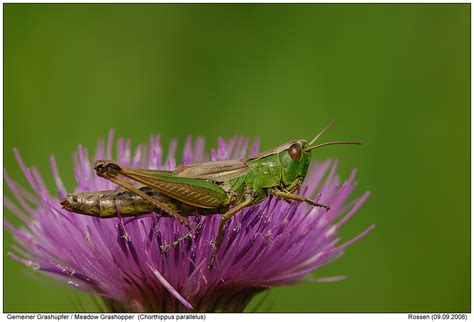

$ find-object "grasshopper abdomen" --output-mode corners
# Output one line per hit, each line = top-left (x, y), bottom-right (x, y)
(61, 186), (220, 218)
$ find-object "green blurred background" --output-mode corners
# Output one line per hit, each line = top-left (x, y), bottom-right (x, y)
(4, 4), (470, 312)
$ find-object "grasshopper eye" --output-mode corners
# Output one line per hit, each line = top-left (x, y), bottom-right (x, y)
(288, 142), (302, 161)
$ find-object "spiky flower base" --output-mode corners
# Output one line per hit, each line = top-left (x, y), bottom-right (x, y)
(5, 131), (373, 312)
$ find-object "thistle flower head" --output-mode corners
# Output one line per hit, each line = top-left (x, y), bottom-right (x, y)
(5, 131), (374, 312)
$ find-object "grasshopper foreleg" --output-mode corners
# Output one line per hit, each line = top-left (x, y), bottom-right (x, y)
(209, 190), (254, 269)
(270, 188), (330, 211)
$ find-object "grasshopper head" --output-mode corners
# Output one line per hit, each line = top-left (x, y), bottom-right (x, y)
(278, 140), (312, 191)
(279, 121), (361, 192)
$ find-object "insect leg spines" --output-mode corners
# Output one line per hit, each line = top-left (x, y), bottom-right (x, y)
(209, 188), (255, 269)
(270, 188), (330, 211)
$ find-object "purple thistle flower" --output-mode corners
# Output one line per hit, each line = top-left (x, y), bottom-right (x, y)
(5, 130), (374, 312)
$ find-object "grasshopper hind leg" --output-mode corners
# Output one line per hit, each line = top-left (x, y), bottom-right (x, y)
(160, 229), (193, 253)
(160, 210), (204, 253)
(95, 165), (192, 228)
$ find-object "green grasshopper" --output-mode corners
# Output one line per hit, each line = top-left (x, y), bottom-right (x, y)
(82, 121), (360, 268)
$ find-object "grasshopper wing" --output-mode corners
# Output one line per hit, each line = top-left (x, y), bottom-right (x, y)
(174, 160), (249, 182)
(118, 167), (231, 208)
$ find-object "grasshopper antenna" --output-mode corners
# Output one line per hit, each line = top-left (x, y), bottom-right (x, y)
(305, 141), (361, 152)
(309, 120), (336, 146)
